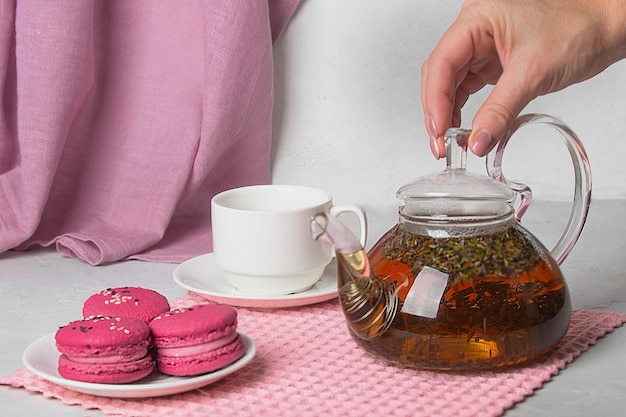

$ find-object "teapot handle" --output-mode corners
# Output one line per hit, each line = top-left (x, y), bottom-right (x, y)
(486, 113), (592, 264)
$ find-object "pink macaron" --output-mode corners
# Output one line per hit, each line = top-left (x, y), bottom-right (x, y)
(83, 287), (170, 323)
(55, 315), (154, 384)
(149, 304), (246, 376)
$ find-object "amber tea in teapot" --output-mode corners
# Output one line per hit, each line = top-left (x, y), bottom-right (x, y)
(312, 114), (591, 370)
(365, 220), (570, 369)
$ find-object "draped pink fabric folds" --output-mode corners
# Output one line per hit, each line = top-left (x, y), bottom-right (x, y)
(0, 0), (300, 265)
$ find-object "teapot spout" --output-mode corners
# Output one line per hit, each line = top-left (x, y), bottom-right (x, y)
(310, 213), (399, 340)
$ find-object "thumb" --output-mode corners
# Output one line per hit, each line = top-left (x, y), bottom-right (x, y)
(468, 71), (534, 156)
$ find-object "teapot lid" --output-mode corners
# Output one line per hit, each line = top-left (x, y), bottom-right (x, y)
(398, 128), (514, 217)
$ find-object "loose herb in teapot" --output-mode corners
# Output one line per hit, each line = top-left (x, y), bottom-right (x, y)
(380, 224), (542, 284)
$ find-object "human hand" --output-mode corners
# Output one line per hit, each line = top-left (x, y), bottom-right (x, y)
(421, 0), (626, 158)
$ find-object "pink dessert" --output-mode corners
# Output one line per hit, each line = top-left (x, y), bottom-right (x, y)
(149, 304), (245, 376)
(55, 316), (154, 383)
(82, 286), (170, 323)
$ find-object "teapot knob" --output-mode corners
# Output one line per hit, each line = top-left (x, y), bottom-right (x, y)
(486, 113), (592, 264)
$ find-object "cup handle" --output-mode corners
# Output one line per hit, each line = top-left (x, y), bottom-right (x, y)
(486, 113), (592, 264)
(329, 204), (368, 248)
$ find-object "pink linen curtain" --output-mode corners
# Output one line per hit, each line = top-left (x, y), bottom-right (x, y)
(0, 0), (300, 265)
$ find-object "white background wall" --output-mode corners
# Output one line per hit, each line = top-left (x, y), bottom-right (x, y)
(271, 0), (626, 231)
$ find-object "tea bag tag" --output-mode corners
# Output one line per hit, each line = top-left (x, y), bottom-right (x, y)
(400, 266), (448, 319)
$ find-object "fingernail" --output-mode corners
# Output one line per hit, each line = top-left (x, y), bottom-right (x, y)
(427, 116), (441, 159)
(430, 137), (441, 159)
(428, 115), (438, 138)
(469, 130), (494, 156)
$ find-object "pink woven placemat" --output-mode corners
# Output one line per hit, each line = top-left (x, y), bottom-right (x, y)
(2, 293), (625, 417)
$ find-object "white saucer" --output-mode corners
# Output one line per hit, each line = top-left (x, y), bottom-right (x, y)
(23, 332), (256, 398)
(173, 253), (338, 308)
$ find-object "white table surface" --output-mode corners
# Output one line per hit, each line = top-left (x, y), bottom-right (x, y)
(1, 200), (625, 417)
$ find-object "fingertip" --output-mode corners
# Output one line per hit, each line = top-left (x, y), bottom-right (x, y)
(427, 115), (444, 159)
(430, 136), (440, 159)
(430, 135), (446, 159)
(468, 129), (494, 157)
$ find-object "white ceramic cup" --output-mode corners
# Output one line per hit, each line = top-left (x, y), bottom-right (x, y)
(211, 184), (367, 295)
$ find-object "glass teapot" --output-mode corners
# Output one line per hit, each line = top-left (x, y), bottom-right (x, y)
(311, 114), (592, 371)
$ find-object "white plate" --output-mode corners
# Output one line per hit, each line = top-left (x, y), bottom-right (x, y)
(173, 253), (338, 308)
(23, 331), (256, 398)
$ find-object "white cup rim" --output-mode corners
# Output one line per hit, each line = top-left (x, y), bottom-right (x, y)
(211, 184), (332, 214)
